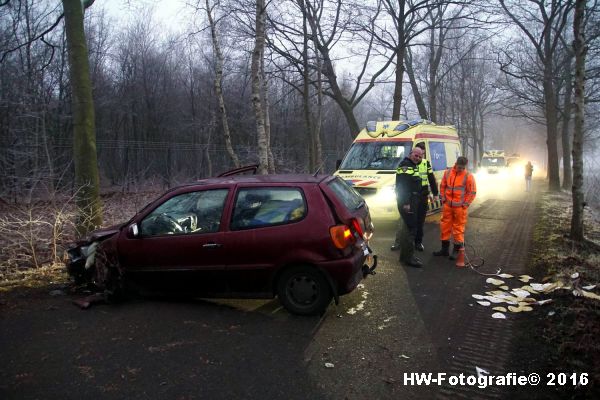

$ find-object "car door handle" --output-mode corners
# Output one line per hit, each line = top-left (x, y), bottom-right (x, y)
(202, 243), (223, 249)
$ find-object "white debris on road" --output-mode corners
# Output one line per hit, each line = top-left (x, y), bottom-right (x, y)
(486, 278), (505, 286)
(474, 270), (600, 319)
(518, 275), (533, 282)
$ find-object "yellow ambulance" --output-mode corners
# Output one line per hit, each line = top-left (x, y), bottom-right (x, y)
(334, 119), (461, 217)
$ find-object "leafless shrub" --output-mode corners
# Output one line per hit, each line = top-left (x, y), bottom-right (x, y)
(0, 197), (76, 277)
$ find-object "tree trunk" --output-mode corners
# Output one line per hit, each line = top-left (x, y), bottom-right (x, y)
(205, 113), (215, 178)
(261, 53), (275, 173)
(405, 51), (428, 119)
(314, 41), (323, 171)
(320, 48), (360, 136)
(251, 0), (269, 174)
(543, 63), (561, 191)
(561, 67), (573, 190)
(477, 109), (485, 170)
(301, 10), (315, 171)
(428, 27), (437, 122)
(391, 47), (405, 120)
(206, 0), (240, 168)
(570, 0), (585, 241)
(63, 0), (102, 234)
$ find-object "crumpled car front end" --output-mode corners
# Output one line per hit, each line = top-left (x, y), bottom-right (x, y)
(65, 226), (121, 288)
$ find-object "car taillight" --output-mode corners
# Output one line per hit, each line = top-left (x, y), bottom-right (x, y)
(330, 224), (356, 249)
(351, 218), (364, 238)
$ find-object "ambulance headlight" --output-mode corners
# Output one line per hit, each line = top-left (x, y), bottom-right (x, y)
(379, 185), (397, 202)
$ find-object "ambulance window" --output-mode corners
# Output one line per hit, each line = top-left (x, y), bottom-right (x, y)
(429, 141), (448, 171)
(445, 143), (460, 166)
(339, 142), (411, 170)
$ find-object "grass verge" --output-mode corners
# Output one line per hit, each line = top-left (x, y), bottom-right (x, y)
(514, 190), (600, 399)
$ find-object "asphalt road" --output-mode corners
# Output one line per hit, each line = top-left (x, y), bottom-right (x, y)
(1, 177), (540, 400)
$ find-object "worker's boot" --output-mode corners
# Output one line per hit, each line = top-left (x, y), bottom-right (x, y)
(448, 243), (462, 260)
(432, 240), (450, 256)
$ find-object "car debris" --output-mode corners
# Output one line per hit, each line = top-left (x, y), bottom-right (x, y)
(72, 293), (106, 309)
(518, 275), (533, 282)
(486, 278), (504, 286)
(475, 366), (490, 378)
(474, 270), (600, 319)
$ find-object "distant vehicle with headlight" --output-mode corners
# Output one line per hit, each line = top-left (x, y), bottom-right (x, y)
(480, 150), (507, 175)
(334, 119), (461, 217)
(505, 153), (527, 178)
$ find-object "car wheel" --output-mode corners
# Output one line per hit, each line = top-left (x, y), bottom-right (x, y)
(277, 266), (332, 316)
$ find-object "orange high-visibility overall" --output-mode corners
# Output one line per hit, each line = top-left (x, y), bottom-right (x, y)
(439, 167), (477, 245)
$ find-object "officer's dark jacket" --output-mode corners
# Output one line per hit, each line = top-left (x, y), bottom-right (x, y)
(395, 157), (422, 206)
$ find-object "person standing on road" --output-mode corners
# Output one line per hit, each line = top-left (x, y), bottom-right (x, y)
(413, 142), (439, 252)
(432, 156), (477, 266)
(525, 161), (533, 192)
(393, 147), (425, 268)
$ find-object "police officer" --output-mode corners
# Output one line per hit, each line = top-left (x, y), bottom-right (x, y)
(392, 147), (424, 268)
(414, 142), (438, 251)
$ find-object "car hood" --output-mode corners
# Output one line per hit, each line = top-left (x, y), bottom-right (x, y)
(87, 224), (122, 242)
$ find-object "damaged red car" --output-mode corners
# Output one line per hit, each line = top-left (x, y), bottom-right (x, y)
(66, 170), (376, 315)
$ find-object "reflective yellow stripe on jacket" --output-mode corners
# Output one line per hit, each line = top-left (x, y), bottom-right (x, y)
(418, 160), (432, 187)
(397, 166), (418, 176)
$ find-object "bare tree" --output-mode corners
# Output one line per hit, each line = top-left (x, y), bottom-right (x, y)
(202, 0), (241, 168)
(251, 0), (269, 174)
(63, 0), (102, 234)
(269, 0), (396, 137)
(498, 0), (574, 191)
(368, 0), (438, 120)
(559, 48), (574, 190)
(570, 0), (585, 241)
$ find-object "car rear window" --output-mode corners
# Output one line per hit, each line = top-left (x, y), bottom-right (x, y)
(327, 177), (364, 210)
(231, 187), (306, 230)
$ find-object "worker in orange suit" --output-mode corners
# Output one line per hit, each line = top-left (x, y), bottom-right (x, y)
(432, 156), (477, 264)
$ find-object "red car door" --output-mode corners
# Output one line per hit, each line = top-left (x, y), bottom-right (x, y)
(118, 187), (231, 295)
(220, 184), (333, 295)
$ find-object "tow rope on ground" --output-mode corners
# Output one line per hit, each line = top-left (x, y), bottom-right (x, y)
(463, 241), (503, 277)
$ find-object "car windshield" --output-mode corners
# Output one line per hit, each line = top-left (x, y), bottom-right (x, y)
(481, 157), (506, 167)
(339, 141), (410, 170)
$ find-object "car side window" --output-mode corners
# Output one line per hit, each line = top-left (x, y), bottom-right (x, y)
(231, 188), (306, 230)
(140, 189), (229, 236)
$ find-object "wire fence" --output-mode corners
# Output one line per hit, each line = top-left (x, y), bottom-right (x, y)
(0, 140), (345, 202)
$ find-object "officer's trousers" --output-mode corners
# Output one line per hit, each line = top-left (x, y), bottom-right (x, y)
(395, 209), (417, 261)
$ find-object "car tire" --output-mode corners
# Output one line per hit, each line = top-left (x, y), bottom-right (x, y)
(277, 266), (333, 316)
